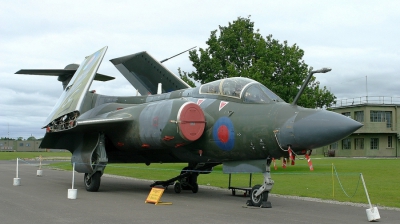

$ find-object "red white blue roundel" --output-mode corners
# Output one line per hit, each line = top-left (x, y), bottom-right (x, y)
(213, 117), (235, 151)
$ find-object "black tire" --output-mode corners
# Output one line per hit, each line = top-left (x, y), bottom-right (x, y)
(191, 182), (199, 193)
(262, 191), (269, 202)
(180, 167), (189, 189)
(250, 185), (263, 207)
(84, 172), (101, 192)
(174, 182), (182, 193)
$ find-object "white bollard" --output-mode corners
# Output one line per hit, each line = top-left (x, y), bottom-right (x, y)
(13, 158), (21, 186)
(37, 169), (43, 176)
(37, 155), (43, 176)
(361, 173), (380, 221)
(366, 207), (380, 222)
(68, 189), (77, 199)
(13, 178), (21, 186)
(68, 162), (77, 199)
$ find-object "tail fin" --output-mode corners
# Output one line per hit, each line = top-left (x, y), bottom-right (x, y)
(42, 46), (108, 131)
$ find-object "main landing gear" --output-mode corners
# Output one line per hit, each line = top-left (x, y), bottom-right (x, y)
(84, 171), (102, 192)
(173, 167), (199, 193)
(150, 163), (215, 193)
(84, 133), (108, 192)
(246, 157), (274, 208)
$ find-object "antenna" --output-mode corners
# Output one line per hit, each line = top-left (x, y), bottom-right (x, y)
(366, 76), (368, 103)
(160, 46), (196, 63)
(292, 67), (332, 106)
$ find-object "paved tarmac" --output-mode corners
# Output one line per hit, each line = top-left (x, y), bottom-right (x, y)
(1, 160), (399, 224)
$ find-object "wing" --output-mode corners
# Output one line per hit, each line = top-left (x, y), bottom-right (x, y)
(43, 46), (108, 129)
(40, 112), (132, 150)
(110, 51), (190, 95)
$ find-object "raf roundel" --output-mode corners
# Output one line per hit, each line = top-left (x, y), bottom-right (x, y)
(213, 117), (235, 151)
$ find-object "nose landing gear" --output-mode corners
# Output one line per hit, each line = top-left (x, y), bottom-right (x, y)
(246, 157), (274, 208)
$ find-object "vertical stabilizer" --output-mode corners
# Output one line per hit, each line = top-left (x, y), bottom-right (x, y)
(43, 47), (108, 131)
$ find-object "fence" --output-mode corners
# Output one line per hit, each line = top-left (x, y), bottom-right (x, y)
(332, 96), (400, 107)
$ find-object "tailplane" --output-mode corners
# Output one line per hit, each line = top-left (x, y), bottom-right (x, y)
(15, 63), (114, 90)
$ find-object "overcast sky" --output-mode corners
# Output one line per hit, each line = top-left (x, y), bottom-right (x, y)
(1, 0), (399, 139)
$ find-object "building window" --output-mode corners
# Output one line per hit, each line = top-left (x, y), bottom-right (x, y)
(330, 142), (338, 150)
(370, 138), (379, 150)
(370, 111), (392, 128)
(355, 138), (364, 150)
(354, 111), (364, 122)
(341, 112), (351, 118)
(26, 143), (30, 147)
(388, 136), (393, 148)
(385, 112), (392, 128)
(19, 143), (23, 147)
(342, 138), (351, 149)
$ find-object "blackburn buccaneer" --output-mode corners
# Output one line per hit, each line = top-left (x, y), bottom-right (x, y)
(16, 46), (362, 207)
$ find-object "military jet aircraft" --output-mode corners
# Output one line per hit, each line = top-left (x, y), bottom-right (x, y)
(16, 46), (362, 207)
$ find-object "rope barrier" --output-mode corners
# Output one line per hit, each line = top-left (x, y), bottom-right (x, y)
(332, 164), (361, 198)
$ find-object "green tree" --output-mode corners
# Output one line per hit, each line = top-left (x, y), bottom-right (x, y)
(180, 16), (336, 108)
(177, 68), (196, 87)
(27, 136), (36, 140)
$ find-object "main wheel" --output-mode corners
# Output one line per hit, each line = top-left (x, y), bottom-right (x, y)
(84, 172), (101, 192)
(174, 182), (182, 193)
(191, 182), (199, 193)
(250, 185), (263, 207)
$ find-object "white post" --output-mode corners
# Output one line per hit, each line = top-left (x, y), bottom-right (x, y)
(72, 162), (75, 189)
(360, 173), (372, 209)
(360, 173), (380, 221)
(16, 158), (19, 178)
(37, 155), (43, 176)
(67, 162), (77, 199)
(13, 158), (21, 186)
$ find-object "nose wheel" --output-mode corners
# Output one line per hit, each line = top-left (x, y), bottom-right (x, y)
(246, 158), (273, 208)
(248, 185), (270, 207)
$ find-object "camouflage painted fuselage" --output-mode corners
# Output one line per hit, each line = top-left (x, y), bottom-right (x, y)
(40, 78), (361, 166)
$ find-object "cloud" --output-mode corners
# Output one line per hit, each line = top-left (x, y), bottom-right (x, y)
(1, 0), (400, 138)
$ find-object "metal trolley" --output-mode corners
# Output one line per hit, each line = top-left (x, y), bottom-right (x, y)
(228, 173), (252, 196)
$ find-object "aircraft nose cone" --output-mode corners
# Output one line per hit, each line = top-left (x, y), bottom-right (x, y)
(281, 109), (363, 150)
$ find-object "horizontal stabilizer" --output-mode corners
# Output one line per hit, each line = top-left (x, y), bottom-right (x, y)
(110, 51), (190, 95)
(15, 68), (114, 82)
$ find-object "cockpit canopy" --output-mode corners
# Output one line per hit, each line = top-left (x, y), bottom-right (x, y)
(199, 77), (285, 103)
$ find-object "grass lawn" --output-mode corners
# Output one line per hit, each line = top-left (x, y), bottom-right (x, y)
(0, 151), (71, 160)
(3, 152), (399, 208)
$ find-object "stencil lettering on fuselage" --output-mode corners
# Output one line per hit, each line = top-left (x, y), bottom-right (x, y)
(213, 117), (235, 151)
